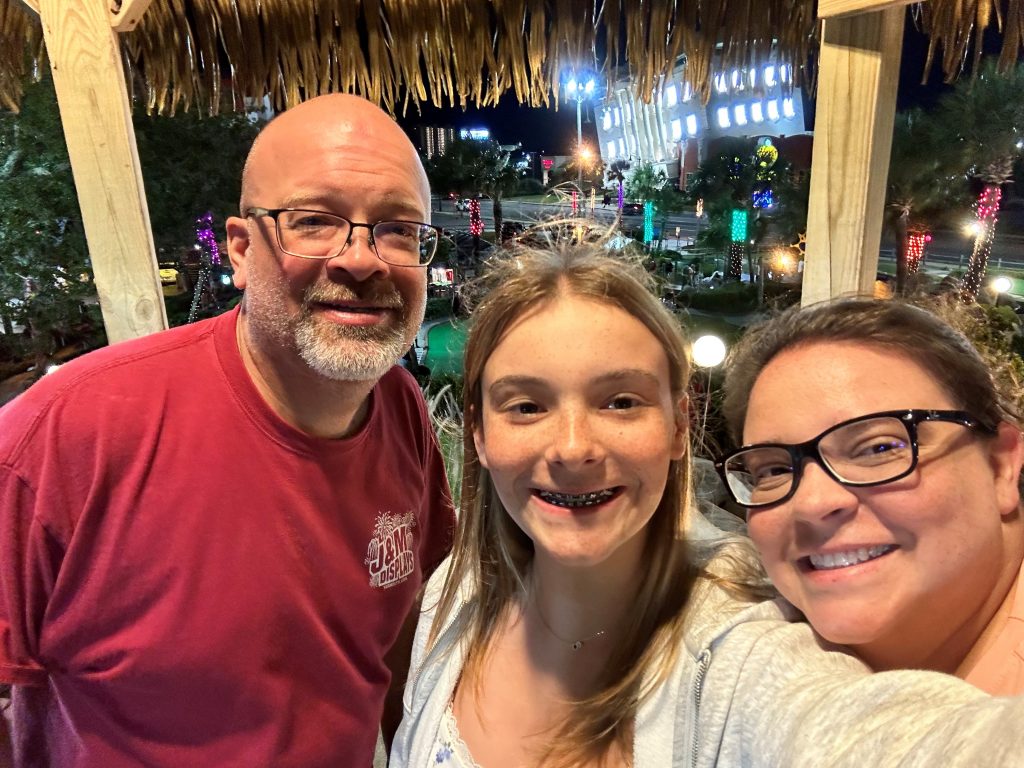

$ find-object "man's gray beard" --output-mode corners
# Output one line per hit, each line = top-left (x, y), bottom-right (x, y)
(244, 260), (422, 382)
(293, 313), (408, 381)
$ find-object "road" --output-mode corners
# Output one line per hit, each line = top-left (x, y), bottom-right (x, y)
(431, 197), (1024, 269)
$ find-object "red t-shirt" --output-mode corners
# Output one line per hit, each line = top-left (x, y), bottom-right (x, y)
(0, 308), (454, 767)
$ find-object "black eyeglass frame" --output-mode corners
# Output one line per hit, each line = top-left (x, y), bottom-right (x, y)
(245, 207), (443, 267)
(715, 409), (996, 510)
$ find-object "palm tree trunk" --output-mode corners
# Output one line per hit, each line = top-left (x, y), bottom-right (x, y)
(493, 195), (505, 243)
(890, 208), (909, 296)
(960, 185), (1003, 303)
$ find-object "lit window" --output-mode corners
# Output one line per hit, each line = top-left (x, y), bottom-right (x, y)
(734, 104), (748, 126)
(731, 69), (743, 90)
(749, 68), (757, 87)
(683, 82), (693, 102)
(767, 99), (780, 120)
(751, 102), (764, 123)
(603, 111), (612, 130)
(614, 108), (621, 126)
(686, 114), (698, 136)
(607, 140), (616, 159)
(780, 64), (791, 84)
(670, 119), (683, 140)
(663, 84), (677, 107)
(714, 73), (728, 93)
(783, 97), (796, 118)
(717, 107), (730, 128)
(764, 66), (777, 87)
(618, 137), (626, 155)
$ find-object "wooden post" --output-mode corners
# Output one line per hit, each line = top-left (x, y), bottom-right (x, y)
(802, 7), (904, 304)
(37, 0), (167, 343)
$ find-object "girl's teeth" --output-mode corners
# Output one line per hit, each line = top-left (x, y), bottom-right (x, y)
(538, 489), (615, 508)
(808, 545), (894, 570)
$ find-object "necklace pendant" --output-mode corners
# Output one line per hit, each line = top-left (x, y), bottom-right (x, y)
(571, 640), (583, 651)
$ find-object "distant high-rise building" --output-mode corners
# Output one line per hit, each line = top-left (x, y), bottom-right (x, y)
(594, 49), (809, 187)
(418, 126), (456, 159)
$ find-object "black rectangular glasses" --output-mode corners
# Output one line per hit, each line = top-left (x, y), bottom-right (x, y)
(715, 409), (996, 510)
(246, 207), (442, 267)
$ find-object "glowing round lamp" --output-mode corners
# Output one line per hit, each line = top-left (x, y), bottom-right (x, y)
(992, 276), (1013, 294)
(692, 335), (727, 368)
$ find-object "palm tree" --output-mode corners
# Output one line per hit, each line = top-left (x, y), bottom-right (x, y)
(607, 159), (631, 210)
(934, 62), (1024, 303)
(885, 108), (967, 294)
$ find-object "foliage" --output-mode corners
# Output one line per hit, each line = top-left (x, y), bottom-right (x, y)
(624, 161), (667, 202)
(515, 176), (545, 195)
(936, 61), (1024, 188)
(424, 138), (524, 242)
(931, 61), (1024, 301)
(547, 158), (605, 191)
(686, 138), (798, 278)
(0, 72), (264, 374)
(424, 295), (452, 321)
(423, 372), (465, 504)
(134, 109), (262, 255)
(886, 108), (969, 293)
(0, 72), (104, 368)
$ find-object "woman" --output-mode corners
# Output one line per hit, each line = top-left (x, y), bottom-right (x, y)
(719, 298), (1024, 695)
(392, 244), (1024, 768)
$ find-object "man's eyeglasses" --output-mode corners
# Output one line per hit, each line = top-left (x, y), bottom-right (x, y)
(715, 409), (996, 510)
(246, 207), (442, 267)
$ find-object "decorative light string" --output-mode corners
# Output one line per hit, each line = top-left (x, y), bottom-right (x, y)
(906, 231), (930, 275)
(960, 186), (1002, 303)
(188, 211), (220, 323)
(195, 211), (221, 265)
(469, 198), (484, 236)
(643, 201), (654, 244)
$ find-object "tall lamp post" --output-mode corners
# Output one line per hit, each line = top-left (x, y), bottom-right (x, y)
(565, 74), (596, 191)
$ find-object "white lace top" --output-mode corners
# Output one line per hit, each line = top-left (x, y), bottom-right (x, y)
(429, 701), (484, 768)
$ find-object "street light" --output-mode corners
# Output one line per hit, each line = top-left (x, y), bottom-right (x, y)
(692, 335), (727, 368)
(565, 73), (597, 192)
(992, 276), (1012, 294)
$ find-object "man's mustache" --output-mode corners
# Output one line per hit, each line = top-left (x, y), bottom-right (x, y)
(301, 282), (404, 311)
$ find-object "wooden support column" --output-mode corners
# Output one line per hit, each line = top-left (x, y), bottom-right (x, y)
(38, 0), (166, 342)
(802, 7), (904, 305)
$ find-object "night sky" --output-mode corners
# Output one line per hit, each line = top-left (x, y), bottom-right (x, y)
(396, 10), (1017, 155)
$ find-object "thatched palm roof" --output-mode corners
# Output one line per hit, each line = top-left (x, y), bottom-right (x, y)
(2, 0), (1020, 116)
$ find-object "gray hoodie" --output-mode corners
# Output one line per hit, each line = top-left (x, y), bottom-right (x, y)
(393, 532), (1024, 767)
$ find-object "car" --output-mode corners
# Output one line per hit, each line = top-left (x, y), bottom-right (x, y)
(620, 202), (644, 216)
(454, 198), (472, 212)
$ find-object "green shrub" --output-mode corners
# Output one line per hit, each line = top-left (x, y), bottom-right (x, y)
(515, 177), (545, 195)
(424, 296), (452, 322)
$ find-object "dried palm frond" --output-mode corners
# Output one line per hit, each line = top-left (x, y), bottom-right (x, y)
(0, 0), (1019, 117)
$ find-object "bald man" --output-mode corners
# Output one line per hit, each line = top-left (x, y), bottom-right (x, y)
(0, 94), (455, 768)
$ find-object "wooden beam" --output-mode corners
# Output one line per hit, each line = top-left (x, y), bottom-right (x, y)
(817, 0), (915, 19)
(38, 0), (167, 342)
(108, 0), (154, 33)
(802, 7), (904, 305)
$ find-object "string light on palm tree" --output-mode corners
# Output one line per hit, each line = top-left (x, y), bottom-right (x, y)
(643, 201), (654, 245)
(960, 186), (1002, 303)
(469, 198), (484, 236)
(728, 208), (747, 281)
(906, 230), (931, 275)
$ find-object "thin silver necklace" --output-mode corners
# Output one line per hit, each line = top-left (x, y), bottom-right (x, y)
(531, 592), (607, 652)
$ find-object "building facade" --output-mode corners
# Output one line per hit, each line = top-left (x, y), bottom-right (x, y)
(594, 52), (808, 189)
